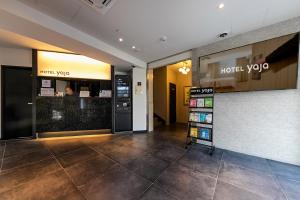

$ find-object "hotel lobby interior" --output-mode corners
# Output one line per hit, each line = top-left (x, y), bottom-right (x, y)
(0, 0), (300, 200)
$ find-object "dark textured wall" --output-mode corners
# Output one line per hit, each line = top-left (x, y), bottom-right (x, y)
(36, 96), (111, 132)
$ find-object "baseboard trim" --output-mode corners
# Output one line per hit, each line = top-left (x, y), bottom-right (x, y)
(133, 130), (148, 134)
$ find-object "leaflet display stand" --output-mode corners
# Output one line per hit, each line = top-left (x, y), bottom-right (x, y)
(185, 87), (215, 155)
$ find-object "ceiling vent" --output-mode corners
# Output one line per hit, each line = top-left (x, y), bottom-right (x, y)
(80, 0), (117, 15)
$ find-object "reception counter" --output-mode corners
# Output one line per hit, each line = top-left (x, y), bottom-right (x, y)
(36, 96), (112, 133)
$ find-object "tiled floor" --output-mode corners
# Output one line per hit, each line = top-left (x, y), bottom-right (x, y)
(0, 124), (299, 200)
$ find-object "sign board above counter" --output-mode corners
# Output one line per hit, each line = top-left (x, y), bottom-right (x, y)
(37, 51), (111, 80)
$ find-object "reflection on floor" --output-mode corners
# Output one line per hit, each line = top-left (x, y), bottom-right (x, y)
(0, 124), (299, 200)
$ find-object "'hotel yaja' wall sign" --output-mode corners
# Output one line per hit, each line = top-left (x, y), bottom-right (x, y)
(37, 51), (111, 80)
(220, 63), (269, 74)
(199, 33), (298, 93)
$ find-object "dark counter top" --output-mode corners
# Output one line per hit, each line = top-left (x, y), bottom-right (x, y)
(36, 96), (112, 132)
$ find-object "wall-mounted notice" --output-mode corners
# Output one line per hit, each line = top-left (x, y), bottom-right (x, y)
(37, 51), (111, 80)
(41, 88), (54, 96)
(99, 90), (112, 98)
(135, 84), (143, 95)
(79, 91), (90, 97)
(42, 79), (51, 88)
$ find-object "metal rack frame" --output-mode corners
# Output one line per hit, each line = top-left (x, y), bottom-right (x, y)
(185, 87), (215, 155)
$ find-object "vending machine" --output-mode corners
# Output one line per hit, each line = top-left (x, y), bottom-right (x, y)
(114, 75), (132, 132)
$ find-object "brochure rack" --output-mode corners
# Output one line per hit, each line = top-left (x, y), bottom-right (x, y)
(185, 87), (215, 155)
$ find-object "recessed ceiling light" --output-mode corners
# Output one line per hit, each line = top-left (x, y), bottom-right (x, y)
(132, 46), (136, 49)
(118, 38), (123, 42)
(218, 3), (225, 9)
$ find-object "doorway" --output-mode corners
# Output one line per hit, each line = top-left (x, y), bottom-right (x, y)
(169, 83), (176, 124)
(1, 66), (33, 139)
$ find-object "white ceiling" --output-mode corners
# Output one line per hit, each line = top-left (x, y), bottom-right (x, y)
(0, 28), (70, 52)
(10, 0), (300, 63)
(0, 27), (132, 71)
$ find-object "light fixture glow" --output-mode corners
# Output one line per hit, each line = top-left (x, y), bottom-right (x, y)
(118, 38), (123, 42)
(178, 61), (191, 75)
(37, 51), (111, 80)
(132, 46), (136, 49)
(219, 3), (225, 9)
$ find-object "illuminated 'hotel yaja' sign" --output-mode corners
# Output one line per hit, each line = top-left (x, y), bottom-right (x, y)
(37, 51), (111, 80)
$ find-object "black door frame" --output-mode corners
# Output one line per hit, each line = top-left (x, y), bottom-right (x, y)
(1, 65), (33, 139)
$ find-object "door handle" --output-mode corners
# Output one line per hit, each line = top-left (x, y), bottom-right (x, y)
(27, 102), (33, 105)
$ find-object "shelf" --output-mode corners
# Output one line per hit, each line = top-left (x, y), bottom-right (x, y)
(186, 87), (215, 151)
(190, 94), (214, 98)
(190, 136), (212, 142)
(189, 108), (213, 112)
(189, 123), (213, 128)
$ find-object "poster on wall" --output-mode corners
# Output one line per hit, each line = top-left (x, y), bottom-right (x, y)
(199, 33), (299, 93)
(184, 86), (192, 105)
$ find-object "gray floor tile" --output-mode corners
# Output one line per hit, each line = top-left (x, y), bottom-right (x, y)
(152, 144), (186, 162)
(213, 180), (268, 200)
(223, 150), (271, 173)
(66, 154), (116, 186)
(42, 138), (87, 156)
(4, 140), (46, 158)
(125, 153), (170, 182)
(0, 158), (61, 193)
(178, 148), (222, 178)
(0, 128), (298, 200)
(140, 186), (178, 200)
(56, 147), (98, 168)
(93, 139), (123, 154)
(218, 162), (286, 200)
(58, 190), (85, 200)
(268, 160), (300, 181)
(80, 164), (151, 200)
(81, 134), (119, 146)
(276, 176), (300, 200)
(1, 149), (52, 171)
(0, 170), (83, 200)
(115, 135), (159, 151)
(99, 144), (149, 165)
(155, 163), (216, 200)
